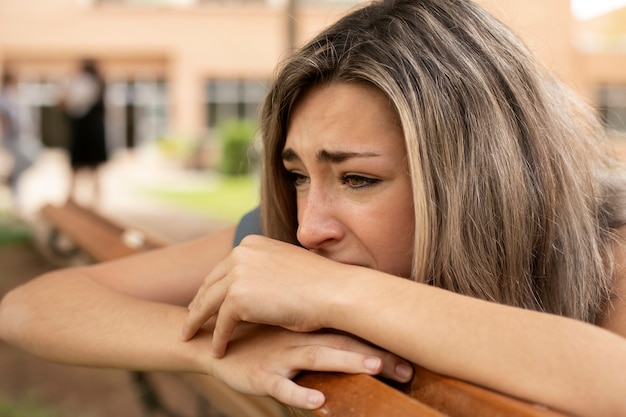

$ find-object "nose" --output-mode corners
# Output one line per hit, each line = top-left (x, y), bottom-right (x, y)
(296, 190), (345, 251)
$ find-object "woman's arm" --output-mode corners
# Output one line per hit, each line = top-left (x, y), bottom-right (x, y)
(332, 272), (626, 417)
(0, 226), (237, 368)
(184, 234), (626, 417)
(0, 226), (412, 409)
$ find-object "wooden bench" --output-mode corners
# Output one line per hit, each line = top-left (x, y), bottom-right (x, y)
(38, 201), (571, 417)
(40, 201), (165, 262)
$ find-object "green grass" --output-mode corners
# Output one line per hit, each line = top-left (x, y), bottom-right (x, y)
(138, 175), (259, 223)
(0, 396), (61, 417)
(0, 214), (32, 246)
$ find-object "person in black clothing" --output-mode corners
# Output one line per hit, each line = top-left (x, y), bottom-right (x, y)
(63, 59), (108, 205)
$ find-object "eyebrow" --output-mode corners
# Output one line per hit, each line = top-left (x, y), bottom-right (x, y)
(281, 148), (380, 163)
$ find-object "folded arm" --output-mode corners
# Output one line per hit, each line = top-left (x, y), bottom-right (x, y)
(333, 272), (626, 417)
(0, 227), (237, 369)
(0, 226), (412, 409)
(184, 234), (626, 417)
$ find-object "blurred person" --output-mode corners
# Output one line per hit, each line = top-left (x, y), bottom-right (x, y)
(61, 59), (108, 206)
(0, 69), (36, 214)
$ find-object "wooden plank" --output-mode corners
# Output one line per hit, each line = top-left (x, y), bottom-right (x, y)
(289, 368), (570, 417)
(40, 202), (163, 262)
(288, 372), (446, 417)
(409, 365), (569, 417)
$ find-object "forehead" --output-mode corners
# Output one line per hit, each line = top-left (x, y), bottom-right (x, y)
(285, 82), (403, 153)
(290, 82), (397, 124)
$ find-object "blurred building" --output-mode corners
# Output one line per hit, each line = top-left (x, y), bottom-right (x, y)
(574, 6), (626, 137)
(0, 0), (624, 156)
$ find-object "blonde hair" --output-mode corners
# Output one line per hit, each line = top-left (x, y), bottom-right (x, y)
(259, 0), (626, 323)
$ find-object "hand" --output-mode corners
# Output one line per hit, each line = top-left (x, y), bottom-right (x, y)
(206, 324), (414, 409)
(182, 235), (351, 356)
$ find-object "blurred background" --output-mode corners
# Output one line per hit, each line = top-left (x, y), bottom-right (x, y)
(0, 0), (625, 416)
(0, 0), (625, 220)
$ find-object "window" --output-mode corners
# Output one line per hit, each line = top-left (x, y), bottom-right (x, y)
(205, 79), (269, 129)
(12, 80), (60, 148)
(107, 79), (169, 149)
(597, 85), (626, 137)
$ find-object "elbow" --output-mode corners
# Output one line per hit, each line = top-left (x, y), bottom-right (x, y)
(0, 284), (35, 346)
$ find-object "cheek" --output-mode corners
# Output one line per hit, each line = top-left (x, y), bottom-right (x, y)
(367, 198), (415, 278)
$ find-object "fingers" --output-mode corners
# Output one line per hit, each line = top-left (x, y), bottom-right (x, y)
(267, 350), (411, 409)
(288, 344), (385, 375)
(316, 333), (414, 383)
(264, 375), (325, 409)
(211, 301), (240, 357)
(271, 344), (412, 410)
(261, 345), (381, 409)
(375, 350), (414, 383)
(181, 263), (229, 341)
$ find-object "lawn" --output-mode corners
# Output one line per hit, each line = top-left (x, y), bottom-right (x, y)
(0, 395), (62, 417)
(138, 175), (259, 223)
(0, 213), (33, 246)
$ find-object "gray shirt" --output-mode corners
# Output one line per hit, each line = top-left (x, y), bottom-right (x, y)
(233, 207), (261, 247)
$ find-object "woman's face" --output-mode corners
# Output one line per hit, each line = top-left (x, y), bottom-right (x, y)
(283, 82), (415, 278)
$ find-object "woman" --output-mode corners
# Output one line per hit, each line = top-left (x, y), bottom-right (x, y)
(63, 59), (108, 205)
(2, 0), (626, 416)
(187, 0), (626, 413)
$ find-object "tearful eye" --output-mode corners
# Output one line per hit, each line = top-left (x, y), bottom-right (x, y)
(288, 172), (310, 187)
(341, 175), (380, 189)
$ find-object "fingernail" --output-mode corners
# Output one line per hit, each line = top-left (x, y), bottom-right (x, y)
(364, 357), (382, 372)
(307, 392), (324, 408)
(395, 363), (413, 380)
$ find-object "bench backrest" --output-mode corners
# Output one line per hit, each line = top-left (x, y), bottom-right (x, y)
(40, 201), (164, 262)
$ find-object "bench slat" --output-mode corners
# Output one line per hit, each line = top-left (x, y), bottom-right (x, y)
(40, 202), (162, 261)
(408, 365), (568, 417)
(288, 372), (445, 417)
(290, 367), (569, 417)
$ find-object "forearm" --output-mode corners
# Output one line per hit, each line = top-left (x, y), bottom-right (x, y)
(1, 268), (416, 412)
(0, 269), (209, 373)
(327, 271), (626, 416)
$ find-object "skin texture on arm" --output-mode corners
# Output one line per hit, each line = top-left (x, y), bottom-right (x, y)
(331, 269), (626, 417)
(0, 226), (237, 369)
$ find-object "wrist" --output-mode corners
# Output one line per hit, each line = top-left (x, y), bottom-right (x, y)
(178, 316), (218, 376)
(323, 264), (377, 332)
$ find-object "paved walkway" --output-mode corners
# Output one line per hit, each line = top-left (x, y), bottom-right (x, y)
(2, 146), (232, 243)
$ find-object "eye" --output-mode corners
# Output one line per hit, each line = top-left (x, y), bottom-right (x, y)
(340, 174), (380, 189)
(288, 172), (310, 187)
